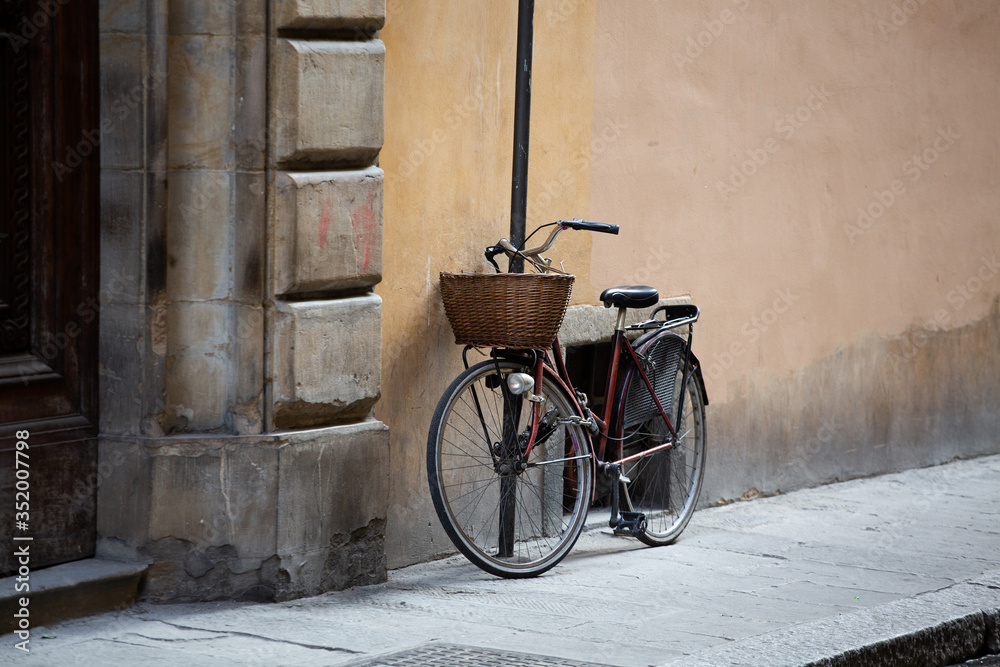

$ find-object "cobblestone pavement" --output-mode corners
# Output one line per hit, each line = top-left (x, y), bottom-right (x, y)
(3, 454), (1000, 666)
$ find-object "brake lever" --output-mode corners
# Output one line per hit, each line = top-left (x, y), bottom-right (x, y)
(484, 246), (503, 273)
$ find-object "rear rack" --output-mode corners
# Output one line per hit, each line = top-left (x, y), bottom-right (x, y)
(625, 304), (700, 332)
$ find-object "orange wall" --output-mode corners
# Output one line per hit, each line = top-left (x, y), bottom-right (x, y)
(378, 0), (597, 567)
(590, 0), (1000, 401)
(379, 0), (1000, 568)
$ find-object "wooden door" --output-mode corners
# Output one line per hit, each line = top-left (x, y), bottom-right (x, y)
(0, 0), (100, 575)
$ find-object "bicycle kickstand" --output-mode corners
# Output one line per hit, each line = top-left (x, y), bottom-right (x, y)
(600, 462), (647, 537)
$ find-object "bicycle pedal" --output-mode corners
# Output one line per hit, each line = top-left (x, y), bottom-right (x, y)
(612, 511), (647, 536)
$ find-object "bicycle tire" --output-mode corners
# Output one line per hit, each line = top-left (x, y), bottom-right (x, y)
(618, 331), (707, 546)
(427, 358), (593, 577)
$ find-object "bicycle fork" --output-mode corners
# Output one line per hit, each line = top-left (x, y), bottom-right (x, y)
(496, 355), (546, 557)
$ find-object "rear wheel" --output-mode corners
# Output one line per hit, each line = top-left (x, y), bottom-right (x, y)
(427, 359), (593, 577)
(619, 332), (707, 546)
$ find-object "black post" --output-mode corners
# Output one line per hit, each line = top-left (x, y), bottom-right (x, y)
(509, 0), (534, 273)
(499, 0), (535, 560)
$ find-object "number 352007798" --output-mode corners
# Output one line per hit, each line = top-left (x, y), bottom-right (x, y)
(14, 430), (30, 527)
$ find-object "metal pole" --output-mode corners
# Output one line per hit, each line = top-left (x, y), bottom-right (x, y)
(499, 0), (535, 558)
(508, 0), (534, 273)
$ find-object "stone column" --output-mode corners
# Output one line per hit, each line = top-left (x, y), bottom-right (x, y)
(97, 0), (389, 602)
(265, 0), (390, 596)
(163, 1), (267, 434)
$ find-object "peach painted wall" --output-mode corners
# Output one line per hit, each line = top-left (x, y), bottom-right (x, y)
(589, 0), (1000, 501)
(378, 0), (597, 567)
(378, 0), (1000, 567)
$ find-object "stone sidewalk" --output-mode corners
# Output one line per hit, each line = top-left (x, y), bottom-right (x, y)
(3, 454), (1000, 666)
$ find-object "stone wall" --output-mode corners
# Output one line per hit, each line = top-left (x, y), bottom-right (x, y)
(97, 0), (388, 601)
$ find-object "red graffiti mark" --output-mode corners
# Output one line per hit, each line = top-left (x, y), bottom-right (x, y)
(350, 192), (377, 271)
(318, 198), (333, 249)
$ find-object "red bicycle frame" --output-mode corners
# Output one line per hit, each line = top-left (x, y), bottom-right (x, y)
(515, 328), (680, 467)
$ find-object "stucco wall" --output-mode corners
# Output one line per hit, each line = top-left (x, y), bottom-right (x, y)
(589, 0), (1000, 502)
(379, 0), (1000, 569)
(378, 0), (597, 567)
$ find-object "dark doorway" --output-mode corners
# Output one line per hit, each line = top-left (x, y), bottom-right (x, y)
(564, 342), (613, 422)
(565, 341), (616, 505)
(0, 0), (100, 575)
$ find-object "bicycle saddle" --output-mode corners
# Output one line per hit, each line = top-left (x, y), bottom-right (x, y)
(600, 285), (659, 309)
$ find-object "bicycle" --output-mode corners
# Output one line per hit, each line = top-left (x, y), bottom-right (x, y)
(426, 219), (708, 578)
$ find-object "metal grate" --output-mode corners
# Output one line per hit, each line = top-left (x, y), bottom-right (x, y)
(352, 643), (610, 667)
(622, 334), (684, 428)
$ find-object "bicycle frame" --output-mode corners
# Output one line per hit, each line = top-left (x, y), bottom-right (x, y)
(484, 311), (699, 488)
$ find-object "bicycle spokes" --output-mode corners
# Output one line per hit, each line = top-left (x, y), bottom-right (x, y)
(427, 360), (593, 576)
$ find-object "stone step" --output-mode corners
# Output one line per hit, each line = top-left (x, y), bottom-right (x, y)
(0, 558), (147, 634)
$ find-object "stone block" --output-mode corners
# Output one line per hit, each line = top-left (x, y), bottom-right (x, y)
(272, 39), (384, 166)
(234, 36), (268, 170)
(100, 0), (147, 34)
(97, 424), (389, 602)
(99, 434), (285, 602)
(97, 437), (154, 545)
(234, 171), (266, 303)
(99, 303), (146, 436)
(166, 169), (233, 301)
(276, 419), (390, 598)
(164, 301), (232, 433)
(167, 35), (235, 169)
(231, 303), (265, 435)
(166, 0), (265, 36)
(274, 0), (385, 32)
(270, 296), (381, 428)
(168, 0), (234, 35)
(99, 32), (146, 170)
(100, 169), (145, 304)
(558, 296), (692, 348)
(146, 438), (279, 558)
(272, 168), (383, 295)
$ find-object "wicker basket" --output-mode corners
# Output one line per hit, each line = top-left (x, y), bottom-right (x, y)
(440, 272), (574, 348)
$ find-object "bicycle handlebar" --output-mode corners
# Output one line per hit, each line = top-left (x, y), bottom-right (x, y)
(560, 218), (619, 235)
(485, 219), (618, 273)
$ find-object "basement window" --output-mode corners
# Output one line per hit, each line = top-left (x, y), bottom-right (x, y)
(564, 341), (615, 506)
(563, 341), (613, 417)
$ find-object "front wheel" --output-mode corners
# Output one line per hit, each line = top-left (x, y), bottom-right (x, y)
(619, 332), (707, 546)
(427, 359), (593, 578)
